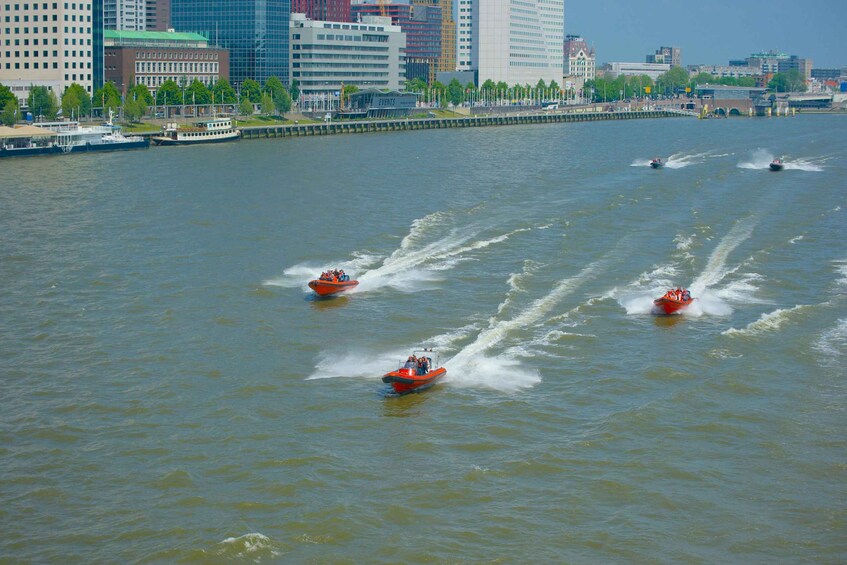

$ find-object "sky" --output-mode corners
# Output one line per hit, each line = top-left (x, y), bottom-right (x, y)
(566, 0), (846, 69)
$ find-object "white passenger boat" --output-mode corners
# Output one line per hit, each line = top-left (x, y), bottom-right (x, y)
(151, 117), (240, 146)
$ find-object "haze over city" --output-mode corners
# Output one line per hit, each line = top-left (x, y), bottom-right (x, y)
(568, 0), (846, 68)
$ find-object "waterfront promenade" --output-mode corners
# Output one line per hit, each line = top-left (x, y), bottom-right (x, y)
(237, 108), (692, 140)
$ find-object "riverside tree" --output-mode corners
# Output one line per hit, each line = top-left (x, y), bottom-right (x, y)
(1, 99), (18, 126)
(185, 79), (212, 105)
(27, 85), (59, 120)
(240, 79), (262, 103)
(124, 84), (152, 122)
(260, 93), (275, 116)
(769, 70), (806, 93)
(447, 78), (464, 106)
(263, 76), (291, 115)
(61, 82), (91, 119)
(156, 80), (181, 106)
(239, 98), (254, 116)
(211, 78), (237, 105)
(92, 82), (121, 116)
(289, 79), (300, 103)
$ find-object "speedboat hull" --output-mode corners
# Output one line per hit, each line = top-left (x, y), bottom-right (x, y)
(653, 296), (693, 315)
(382, 367), (446, 395)
(650, 161), (664, 169)
(308, 279), (359, 296)
(769, 163), (784, 171)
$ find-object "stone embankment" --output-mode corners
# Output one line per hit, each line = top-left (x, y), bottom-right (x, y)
(238, 109), (690, 140)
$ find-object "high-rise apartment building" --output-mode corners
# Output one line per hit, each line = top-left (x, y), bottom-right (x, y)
(292, 0), (349, 23)
(351, 0), (440, 82)
(647, 46), (681, 68)
(412, 0), (453, 72)
(144, 0), (169, 31)
(171, 0), (290, 87)
(104, 0), (145, 30)
(0, 0), (103, 106)
(456, 0), (564, 86)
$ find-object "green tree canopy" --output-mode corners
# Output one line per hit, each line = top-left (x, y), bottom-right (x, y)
(185, 79), (212, 105)
(211, 78), (237, 104)
(655, 66), (690, 95)
(239, 98), (254, 116)
(156, 79), (181, 106)
(447, 78), (464, 105)
(549, 79), (560, 93)
(536, 78), (547, 90)
(61, 82), (91, 119)
(405, 77), (427, 92)
(1, 99), (19, 126)
(263, 76), (290, 114)
(289, 79), (300, 102)
(692, 72), (716, 85)
(123, 98), (146, 122)
(480, 79), (496, 91)
(128, 83), (154, 105)
(240, 79), (262, 103)
(28, 85), (59, 119)
(260, 93), (275, 115)
(769, 70), (806, 93)
(92, 81), (121, 113)
(123, 84), (150, 121)
(0, 82), (16, 110)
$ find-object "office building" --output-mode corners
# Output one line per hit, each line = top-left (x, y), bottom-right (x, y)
(647, 46), (681, 68)
(104, 29), (228, 95)
(412, 0), (453, 73)
(0, 0), (103, 106)
(351, 0), (440, 82)
(292, 0), (349, 23)
(605, 61), (670, 80)
(456, 0), (564, 86)
(171, 0), (289, 87)
(778, 55), (812, 80)
(104, 0), (144, 30)
(290, 13), (405, 108)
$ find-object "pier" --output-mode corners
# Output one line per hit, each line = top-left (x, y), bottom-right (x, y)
(238, 109), (688, 140)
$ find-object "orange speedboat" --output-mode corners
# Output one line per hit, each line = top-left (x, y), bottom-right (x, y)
(308, 278), (358, 296)
(308, 269), (358, 296)
(653, 289), (694, 315)
(382, 349), (446, 395)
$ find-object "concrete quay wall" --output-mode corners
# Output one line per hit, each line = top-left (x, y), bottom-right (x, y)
(238, 110), (687, 140)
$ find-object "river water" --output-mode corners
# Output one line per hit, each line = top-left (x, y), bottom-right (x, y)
(2, 115), (845, 563)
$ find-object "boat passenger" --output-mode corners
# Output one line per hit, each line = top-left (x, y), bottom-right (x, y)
(404, 355), (417, 369)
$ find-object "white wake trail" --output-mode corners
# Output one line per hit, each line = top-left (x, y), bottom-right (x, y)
(690, 216), (757, 295)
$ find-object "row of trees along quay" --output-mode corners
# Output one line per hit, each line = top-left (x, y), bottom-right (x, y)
(0, 76), (297, 125)
(0, 67), (810, 126)
(584, 67), (809, 103)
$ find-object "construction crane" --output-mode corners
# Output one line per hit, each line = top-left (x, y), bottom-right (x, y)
(377, 0), (389, 17)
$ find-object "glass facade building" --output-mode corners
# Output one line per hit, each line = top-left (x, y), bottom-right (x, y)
(171, 0), (290, 87)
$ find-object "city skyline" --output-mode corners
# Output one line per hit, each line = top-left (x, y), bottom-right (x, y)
(567, 0), (846, 68)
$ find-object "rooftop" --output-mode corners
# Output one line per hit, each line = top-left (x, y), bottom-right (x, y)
(104, 30), (209, 44)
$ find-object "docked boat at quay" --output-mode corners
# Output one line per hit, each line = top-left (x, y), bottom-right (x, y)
(151, 117), (240, 146)
(0, 113), (149, 158)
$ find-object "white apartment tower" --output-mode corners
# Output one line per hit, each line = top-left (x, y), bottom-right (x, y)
(457, 0), (564, 86)
(0, 0), (100, 104)
(104, 0), (145, 30)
